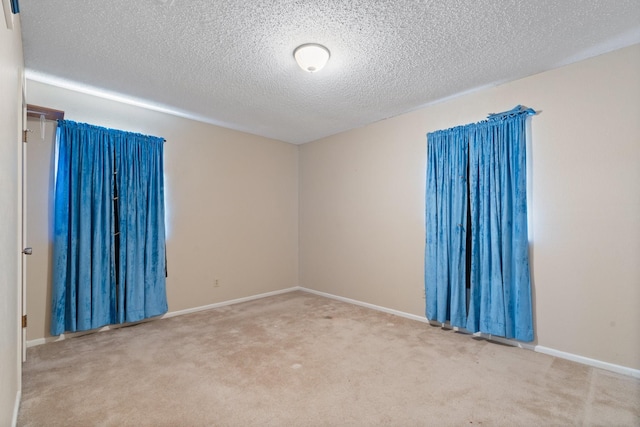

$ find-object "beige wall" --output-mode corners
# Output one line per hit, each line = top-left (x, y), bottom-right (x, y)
(25, 80), (299, 341)
(0, 12), (23, 426)
(23, 45), (640, 372)
(300, 44), (640, 370)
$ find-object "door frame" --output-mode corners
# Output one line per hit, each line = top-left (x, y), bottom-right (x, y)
(20, 77), (27, 362)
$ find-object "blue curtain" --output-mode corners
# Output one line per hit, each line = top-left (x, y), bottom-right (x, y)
(425, 127), (468, 327)
(425, 106), (534, 342)
(114, 134), (167, 323)
(51, 120), (167, 336)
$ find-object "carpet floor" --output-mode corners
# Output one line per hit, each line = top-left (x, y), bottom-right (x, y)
(18, 291), (640, 426)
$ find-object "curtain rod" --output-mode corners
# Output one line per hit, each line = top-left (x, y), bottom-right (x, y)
(56, 119), (167, 143)
(487, 105), (535, 120)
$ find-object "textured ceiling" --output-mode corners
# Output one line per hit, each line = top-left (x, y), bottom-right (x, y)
(19, 0), (640, 144)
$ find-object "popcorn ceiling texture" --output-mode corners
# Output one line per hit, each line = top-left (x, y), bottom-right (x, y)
(19, 0), (640, 144)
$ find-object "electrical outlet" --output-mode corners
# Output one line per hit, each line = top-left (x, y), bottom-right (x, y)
(214, 279), (220, 288)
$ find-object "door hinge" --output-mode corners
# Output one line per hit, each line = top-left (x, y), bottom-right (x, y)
(23, 129), (28, 143)
(22, 315), (27, 328)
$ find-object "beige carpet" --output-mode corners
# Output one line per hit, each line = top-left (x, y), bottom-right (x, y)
(18, 291), (640, 426)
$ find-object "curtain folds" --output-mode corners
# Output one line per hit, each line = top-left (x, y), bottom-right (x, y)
(115, 134), (167, 323)
(425, 106), (534, 342)
(425, 127), (468, 327)
(51, 120), (167, 336)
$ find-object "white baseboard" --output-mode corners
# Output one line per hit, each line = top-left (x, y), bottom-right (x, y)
(297, 287), (639, 378)
(26, 287), (300, 348)
(534, 345), (640, 379)
(299, 287), (430, 324)
(26, 286), (640, 379)
(27, 324), (130, 347)
(12, 389), (20, 427)
(161, 287), (300, 318)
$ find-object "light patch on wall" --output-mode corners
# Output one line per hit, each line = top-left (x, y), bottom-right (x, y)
(2, 0), (14, 29)
(526, 118), (534, 244)
(53, 125), (60, 193)
(164, 172), (172, 240)
(25, 70), (235, 131)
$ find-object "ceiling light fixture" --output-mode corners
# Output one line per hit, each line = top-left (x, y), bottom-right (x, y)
(294, 43), (330, 73)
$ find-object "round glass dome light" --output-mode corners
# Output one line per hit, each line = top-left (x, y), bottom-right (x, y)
(294, 43), (330, 73)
